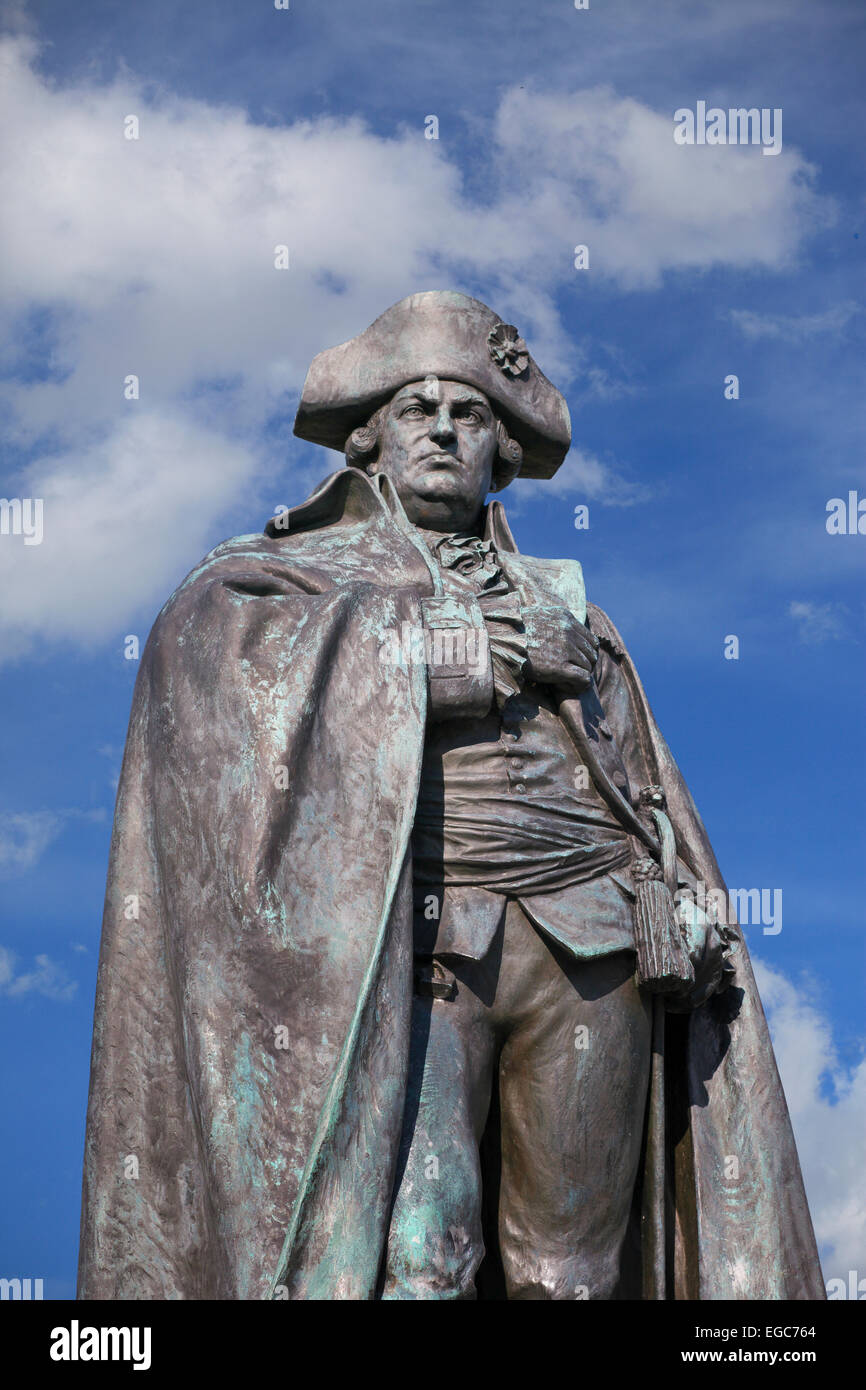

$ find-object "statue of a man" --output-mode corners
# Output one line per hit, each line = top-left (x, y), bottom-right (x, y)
(78, 292), (823, 1300)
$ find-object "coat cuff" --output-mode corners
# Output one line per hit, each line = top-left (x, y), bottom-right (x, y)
(420, 595), (494, 720)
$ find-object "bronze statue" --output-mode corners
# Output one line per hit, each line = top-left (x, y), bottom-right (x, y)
(78, 291), (823, 1300)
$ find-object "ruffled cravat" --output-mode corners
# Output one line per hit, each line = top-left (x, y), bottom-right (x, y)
(418, 530), (528, 702)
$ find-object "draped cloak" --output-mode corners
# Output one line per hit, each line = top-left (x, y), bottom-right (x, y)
(77, 466), (824, 1301)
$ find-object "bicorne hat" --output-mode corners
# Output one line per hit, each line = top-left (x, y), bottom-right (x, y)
(293, 290), (571, 480)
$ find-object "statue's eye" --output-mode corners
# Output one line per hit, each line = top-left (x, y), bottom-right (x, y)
(459, 409), (481, 424)
(401, 404), (426, 418)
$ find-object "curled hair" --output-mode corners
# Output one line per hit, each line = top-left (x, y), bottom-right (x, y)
(344, 403), (390, 469)
(492, 418), (523, 491)
(344, 404), (523, 492)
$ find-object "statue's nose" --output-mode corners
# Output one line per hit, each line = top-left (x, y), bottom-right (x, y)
(429, 408), (456, 444)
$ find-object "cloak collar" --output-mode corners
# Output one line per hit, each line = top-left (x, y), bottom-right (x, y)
(264, 465), (521, 555)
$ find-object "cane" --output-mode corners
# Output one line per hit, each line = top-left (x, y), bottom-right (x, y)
(635, 788), (691, 1301)
(556, 698), (691, 1299)
(642, 994), (667, 1298)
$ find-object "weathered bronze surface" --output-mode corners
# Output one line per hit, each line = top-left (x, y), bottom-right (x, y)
(78, 291), (824, 1300)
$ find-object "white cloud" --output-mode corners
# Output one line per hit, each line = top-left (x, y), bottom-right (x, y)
(0, 808), (105, 877)
(0, 811), (62, 875)
(512, 447), (654, 505)
(489, 85), (833, 291)
(0, 37), (833, 658)
(1, 411), (257, 654)
(788, 599), (847, 642)
(730, 302), (860, 341)
(0, 946), (77, 1000)
(754, 957), (866, 1283)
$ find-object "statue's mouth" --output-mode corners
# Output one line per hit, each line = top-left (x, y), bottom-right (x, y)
(421, 452), (460, 468)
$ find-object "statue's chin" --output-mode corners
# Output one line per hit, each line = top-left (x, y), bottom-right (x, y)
(407, 499), (477, 533)
(412, 470), (475, 505)
(410, 485), (472, 516)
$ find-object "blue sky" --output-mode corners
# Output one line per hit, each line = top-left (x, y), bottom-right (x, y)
(1, 0), (864, 1298)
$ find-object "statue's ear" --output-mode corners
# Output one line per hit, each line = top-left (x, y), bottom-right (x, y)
(490, 419), (523, 491)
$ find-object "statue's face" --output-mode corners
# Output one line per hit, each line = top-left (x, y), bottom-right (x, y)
(368, 378), (498, 532)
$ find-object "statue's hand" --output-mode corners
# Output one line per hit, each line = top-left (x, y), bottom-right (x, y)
(522, 604), (599, 694)
(666, 888), (738, 1013)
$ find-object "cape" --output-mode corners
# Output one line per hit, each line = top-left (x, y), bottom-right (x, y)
(77, 467), (824, 1300)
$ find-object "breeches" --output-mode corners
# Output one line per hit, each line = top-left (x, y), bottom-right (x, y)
(382, 895), (652, 1300)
